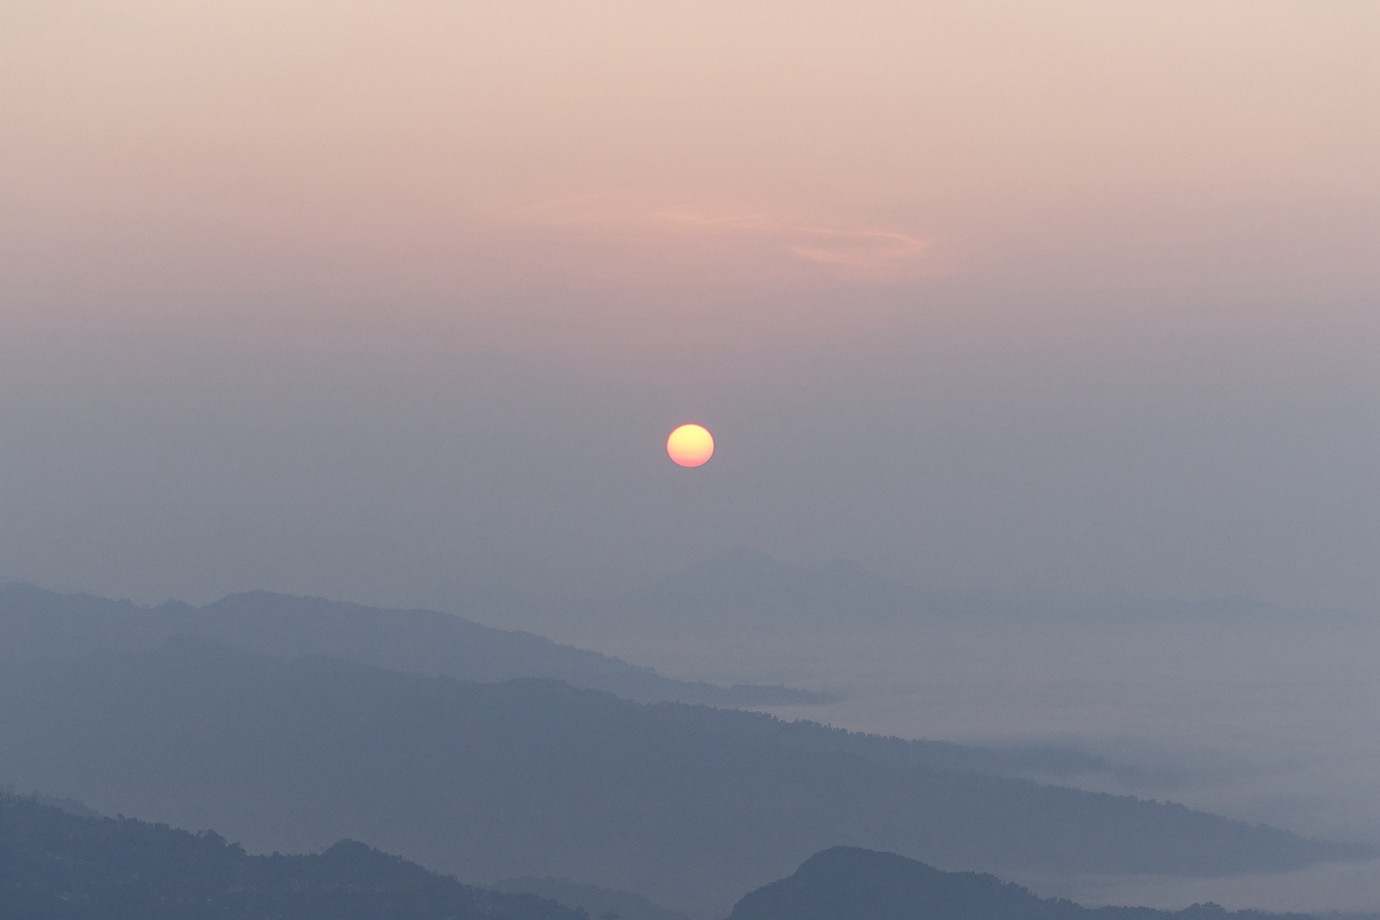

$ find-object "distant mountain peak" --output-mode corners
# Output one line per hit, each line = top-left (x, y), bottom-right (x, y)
(0, 582), (828, 707)
(681, 548), (805, 582)
(729, 846), (1334, 920)
(617, 548), (919, 630)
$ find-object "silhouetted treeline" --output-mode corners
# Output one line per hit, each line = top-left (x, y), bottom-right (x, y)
(727, 846), (1329, 920)
(0, 793), (585, 920)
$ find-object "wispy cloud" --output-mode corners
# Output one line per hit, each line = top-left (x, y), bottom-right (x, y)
(506, 192), (932, 277)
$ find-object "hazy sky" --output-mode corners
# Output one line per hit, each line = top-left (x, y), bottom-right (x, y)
(1, 1), (1376, 611)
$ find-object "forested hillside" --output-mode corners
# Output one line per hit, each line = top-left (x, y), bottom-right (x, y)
(727, 847), (1328, 920)
(0, 793), (585, 920)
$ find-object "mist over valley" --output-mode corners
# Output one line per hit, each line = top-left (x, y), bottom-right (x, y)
(2, 2), (1374, 916)
(3, 561), (1377, 914)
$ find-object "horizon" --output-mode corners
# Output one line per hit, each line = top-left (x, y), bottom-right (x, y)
(2, 545), (1360, 615)
(3, 1), (1375, 613)
(2, 2), (1376, 915)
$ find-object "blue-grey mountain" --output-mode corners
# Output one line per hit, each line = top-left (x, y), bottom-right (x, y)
(0, 792), (584, 920)
(0, 582), (822, 706)
(727, 846), (1330, 920)
(0, 639), (1365, 917)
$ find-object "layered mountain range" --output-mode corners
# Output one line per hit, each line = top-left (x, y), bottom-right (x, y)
(1, 575), (1371, 916)
(2, 795), (1356, 920)
(0, 582), (823, 706)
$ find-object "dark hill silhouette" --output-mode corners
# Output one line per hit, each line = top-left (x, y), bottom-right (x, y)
(0, 792), (584, 920)
(0, 640), (1366, 917)
(726, 846), (1326, 920)
(0, 582), (825, 706)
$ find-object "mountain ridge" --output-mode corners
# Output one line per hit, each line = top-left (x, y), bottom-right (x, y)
(727, 846), (1333, 920)
(0, 581), (827, 706)
(0, 791), (585, 920)
(0, 639), (1367, 917)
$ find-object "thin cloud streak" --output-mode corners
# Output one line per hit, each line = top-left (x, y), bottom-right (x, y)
(507, 192), (933, 278)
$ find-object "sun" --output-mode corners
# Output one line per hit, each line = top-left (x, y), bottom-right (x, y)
(667, 423), (714, 468)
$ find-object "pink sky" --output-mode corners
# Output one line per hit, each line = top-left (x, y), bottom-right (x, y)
(0, 1), (1376, 609)
(4, 2), (1373, 301)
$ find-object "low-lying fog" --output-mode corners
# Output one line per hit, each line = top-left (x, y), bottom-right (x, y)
(527, 613), (1380, 913)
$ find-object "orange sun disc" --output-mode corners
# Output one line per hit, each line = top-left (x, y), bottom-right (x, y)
(667, 423), (714, 467)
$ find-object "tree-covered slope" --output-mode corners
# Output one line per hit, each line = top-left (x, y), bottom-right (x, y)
(0, 793), (584, 920)
(727, 846), (1325, 920)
